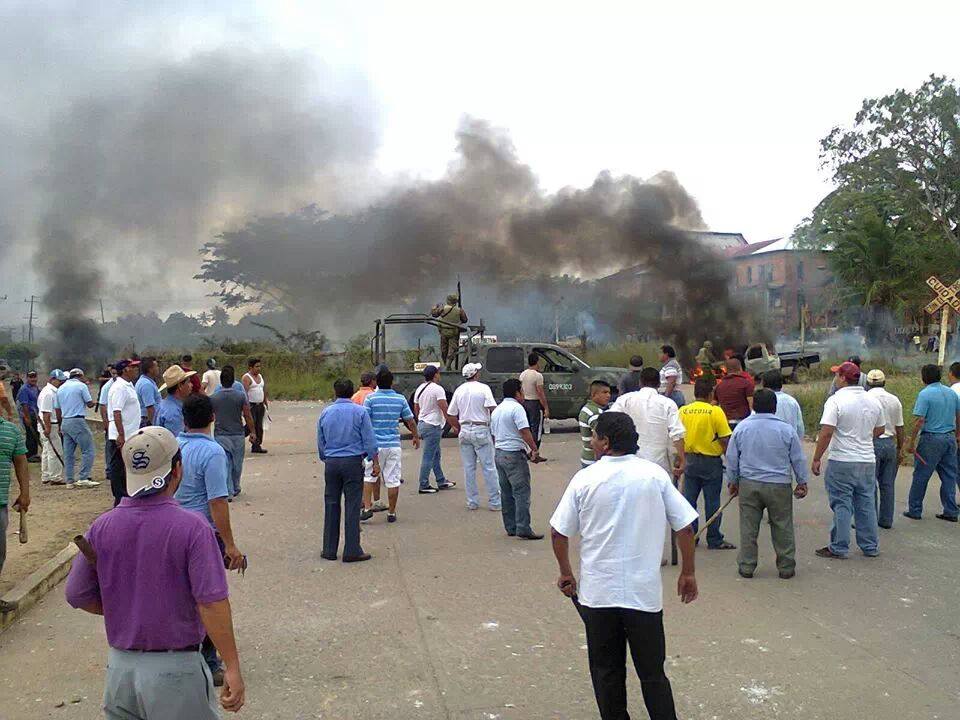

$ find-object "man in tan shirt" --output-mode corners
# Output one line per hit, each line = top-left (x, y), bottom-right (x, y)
(519, 353), (550, 450)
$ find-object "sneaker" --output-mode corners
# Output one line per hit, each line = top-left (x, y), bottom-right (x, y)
(371, 501), (388, 512)
(66, 482), (78, 489)
(387, 513), (397, 523)
(466, 504), (479, 511)
(75, 479), (101, 488)
(418, 487), (438, 494)
(489, 505), (502, 512)
(437, 481), (457, 490)
(49, 479), (66, 486)
(360, 509), (374, 523)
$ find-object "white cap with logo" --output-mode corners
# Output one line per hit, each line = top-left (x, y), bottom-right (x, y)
(462, 362), (483, 379)
(121, 427), (181, 497)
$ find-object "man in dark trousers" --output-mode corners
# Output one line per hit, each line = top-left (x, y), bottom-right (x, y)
(317, 378), (380, 562)
(15, 370), (41, 462)
(550, 412), (699, 720)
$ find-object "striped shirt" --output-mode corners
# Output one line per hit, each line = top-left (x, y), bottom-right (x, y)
(364, 389), (413, 449)
(579, 400), (603, 466)
(0, 417), (27, 506)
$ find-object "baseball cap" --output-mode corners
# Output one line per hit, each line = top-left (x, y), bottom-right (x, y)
(26, 370), (37, 378)
(115, 359), (141, 373)
(423, 365), (440, 380)
(158, 364), (197, 392)
(462, 362), (482, 378)
(68, 367), (84, 378)
(831, 361), (862, 383)
(49, 369), (68, 381)
(866, 369), (886, 384)
(122, 427), (181, 497)
(628, 355), (644, 370)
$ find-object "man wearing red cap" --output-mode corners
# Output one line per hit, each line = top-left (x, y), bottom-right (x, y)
(811, 362), (885, 559)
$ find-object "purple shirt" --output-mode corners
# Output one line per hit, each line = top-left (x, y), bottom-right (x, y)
(65, 495), (229, 651)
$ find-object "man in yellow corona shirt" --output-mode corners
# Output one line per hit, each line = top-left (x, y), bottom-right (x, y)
(678, 379), (736, 549)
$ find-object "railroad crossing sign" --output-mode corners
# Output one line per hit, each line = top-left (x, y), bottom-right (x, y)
(924, 276), (960, 315)
(925, 275), (959, 366)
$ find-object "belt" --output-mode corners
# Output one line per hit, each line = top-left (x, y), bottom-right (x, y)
(462, 421), (489, 426)
(688, 452), (723, 458)
(127, 644), (201, 653)
(64, 416), (85, 419)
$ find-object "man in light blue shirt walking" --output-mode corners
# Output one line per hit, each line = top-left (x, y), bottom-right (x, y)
(54, 369), (99, 488)
(155, 365), (196, 438)
(762, 371), (804, 439)
(491, 379), (542, 540)
(135, 358), (162, 426)
(726, 389), (808, 579)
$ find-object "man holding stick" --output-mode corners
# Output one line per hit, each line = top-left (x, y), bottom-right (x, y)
(726, 389), (808, 579)
(550, 412), (698, 720)
(37, 369), (66, 485)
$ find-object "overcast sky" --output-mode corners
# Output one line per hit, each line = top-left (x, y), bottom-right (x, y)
(2, 0), (959, 329)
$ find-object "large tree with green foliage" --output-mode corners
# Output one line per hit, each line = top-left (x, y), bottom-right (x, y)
(797, 76), (960, 337)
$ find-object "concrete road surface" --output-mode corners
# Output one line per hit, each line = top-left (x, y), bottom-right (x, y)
(0, 402), (957, 719)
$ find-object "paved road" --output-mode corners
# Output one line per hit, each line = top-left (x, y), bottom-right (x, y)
(0, 402), (957, 719)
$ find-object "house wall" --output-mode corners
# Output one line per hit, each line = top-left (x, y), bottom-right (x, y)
(732, 250), (833, 332)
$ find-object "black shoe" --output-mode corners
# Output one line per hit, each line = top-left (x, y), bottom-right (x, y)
(321, 553), (337, 561)
(879, 523), (893, 529)
(387, 513), (397, 523)
(211, 669), (225, 687)
(738, 569), (754, 579)
(437, 481), (457, 490)
(418, 487), (438, 494)
(506, 532), (517, 537)
(936, 513), (958, 522)
(517, 532), (544, 540)
(251, 448), (268, 454)
(779, 570), (795, 580)
(343, 553), (372, 563)
(815, 546), (846, 559)
(360, 509), (374, 522)
(902, 511), (922, 520)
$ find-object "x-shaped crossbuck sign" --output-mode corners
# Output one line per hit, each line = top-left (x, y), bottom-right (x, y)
(925, 276), (960, 315)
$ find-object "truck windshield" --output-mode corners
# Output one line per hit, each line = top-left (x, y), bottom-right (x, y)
(536, 347), (589, 372)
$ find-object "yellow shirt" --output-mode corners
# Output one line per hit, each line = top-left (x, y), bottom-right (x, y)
(678, 400), (732, 456)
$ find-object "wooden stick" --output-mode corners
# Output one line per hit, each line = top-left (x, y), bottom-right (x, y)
(694, 493), (738, 541)
(18, 509), (27, 544)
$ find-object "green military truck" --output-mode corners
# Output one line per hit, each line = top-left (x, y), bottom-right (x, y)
(371, 314), (628, 422)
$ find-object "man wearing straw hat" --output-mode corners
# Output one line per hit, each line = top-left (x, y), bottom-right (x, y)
(726, 389), (808, 579)
(155, 364), (197, 437)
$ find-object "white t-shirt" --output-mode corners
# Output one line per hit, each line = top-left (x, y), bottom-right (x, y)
(519, 368), (544, 401)
(659, 358), (682, 393)
(550, 454), (698, 612)
(868, 387), (904, 439)
(202, 369), (222, 396)
(38, 385), (58, 418)
(448, 381), (496, 423)
(952, 381), (960, 399)
(820, 386), (884, 463)
(414, 382), (447, 427)
(107, 377), (142, 441)
(244, 373), (265, 403)
(609, 388), (685, 473)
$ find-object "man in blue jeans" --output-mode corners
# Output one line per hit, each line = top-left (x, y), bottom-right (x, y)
(414, 366), (456, 494)
(865, 369), (904, 528)
(904, 364), (960, 522)
(54, 369), (100, 488)
(318, 378), (380, 562)
(490, 379), (542, 540)
(812, 362), (884, 559)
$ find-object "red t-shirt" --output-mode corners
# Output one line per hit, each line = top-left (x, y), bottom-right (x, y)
(714, 372), (755, 422)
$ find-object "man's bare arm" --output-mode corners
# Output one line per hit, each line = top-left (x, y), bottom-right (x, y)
(536, 385), (550, 418)
(209, 498), (243, 569)
(197, 599), (245, 713)
(551, 529), (576, 597)
(676, 526), (698, 603)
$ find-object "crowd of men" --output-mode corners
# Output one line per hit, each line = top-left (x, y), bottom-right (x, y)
(5, 341), (960, 720)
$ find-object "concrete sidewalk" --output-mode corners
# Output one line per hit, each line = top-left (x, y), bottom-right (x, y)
(0, 401), (957, 719)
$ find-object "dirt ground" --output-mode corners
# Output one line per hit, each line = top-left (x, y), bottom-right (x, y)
(1, 426), (113, 596)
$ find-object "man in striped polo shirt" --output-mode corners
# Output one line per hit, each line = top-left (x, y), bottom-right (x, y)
(0, 413), (30, 610)
(579, 381), (611, 467)
(362, 368), (420, 523)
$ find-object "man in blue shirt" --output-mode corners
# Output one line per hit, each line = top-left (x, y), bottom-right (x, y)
(726, 389), (808, 579)
(15, 371), (41, 462)
(762, 371), (804, 439)
(135, 357), (162, 426)
(905, 364), (960, 521)
(361, 368), (419, 524)
(318, 378), (380, 562)
(54, 369), (99, 488)
(490, 378), (542, 540)
(155, 365), (196, 437)
(176, 393), (245, 684)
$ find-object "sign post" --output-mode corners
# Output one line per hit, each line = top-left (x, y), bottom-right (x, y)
(924, 276), (960, 367)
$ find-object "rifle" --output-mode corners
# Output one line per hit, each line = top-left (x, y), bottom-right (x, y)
(457, 276), (462, 308)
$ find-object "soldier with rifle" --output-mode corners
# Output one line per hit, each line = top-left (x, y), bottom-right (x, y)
(431, 291), (468, 370)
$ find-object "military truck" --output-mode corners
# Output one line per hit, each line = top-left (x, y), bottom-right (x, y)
(371, 314), (628, 423)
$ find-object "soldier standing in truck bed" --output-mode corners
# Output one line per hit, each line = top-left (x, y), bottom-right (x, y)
(431, 294), (468, 370)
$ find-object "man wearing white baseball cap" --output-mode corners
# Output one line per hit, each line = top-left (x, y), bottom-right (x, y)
(65, 426), (245, 717)
(447, 363), (501, 511)
(37, 369), (67, 485)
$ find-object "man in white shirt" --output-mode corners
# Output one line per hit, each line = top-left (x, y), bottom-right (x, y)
(865, 369), (904, 529)
(550, 411), (698, 720)
(610, 367), (686, 479)
(414, 366), (455, 494)
(491, 379), (541, 539)
(658, 345), (685, 407)
(812, 362), (884, 559)
(107, 359), (143, 506)
(201, 359), (222, 396)
(446, 363), (501, 511)
(37, 369), (66, 485)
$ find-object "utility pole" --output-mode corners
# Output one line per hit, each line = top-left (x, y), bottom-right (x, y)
(99, 298), (106, 325)
(23, 295), (36, 344)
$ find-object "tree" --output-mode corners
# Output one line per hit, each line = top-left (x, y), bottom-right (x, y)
(820, 75), (960, 248)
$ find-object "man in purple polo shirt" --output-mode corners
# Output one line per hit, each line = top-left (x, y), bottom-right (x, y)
(65, 427), (246, 717)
